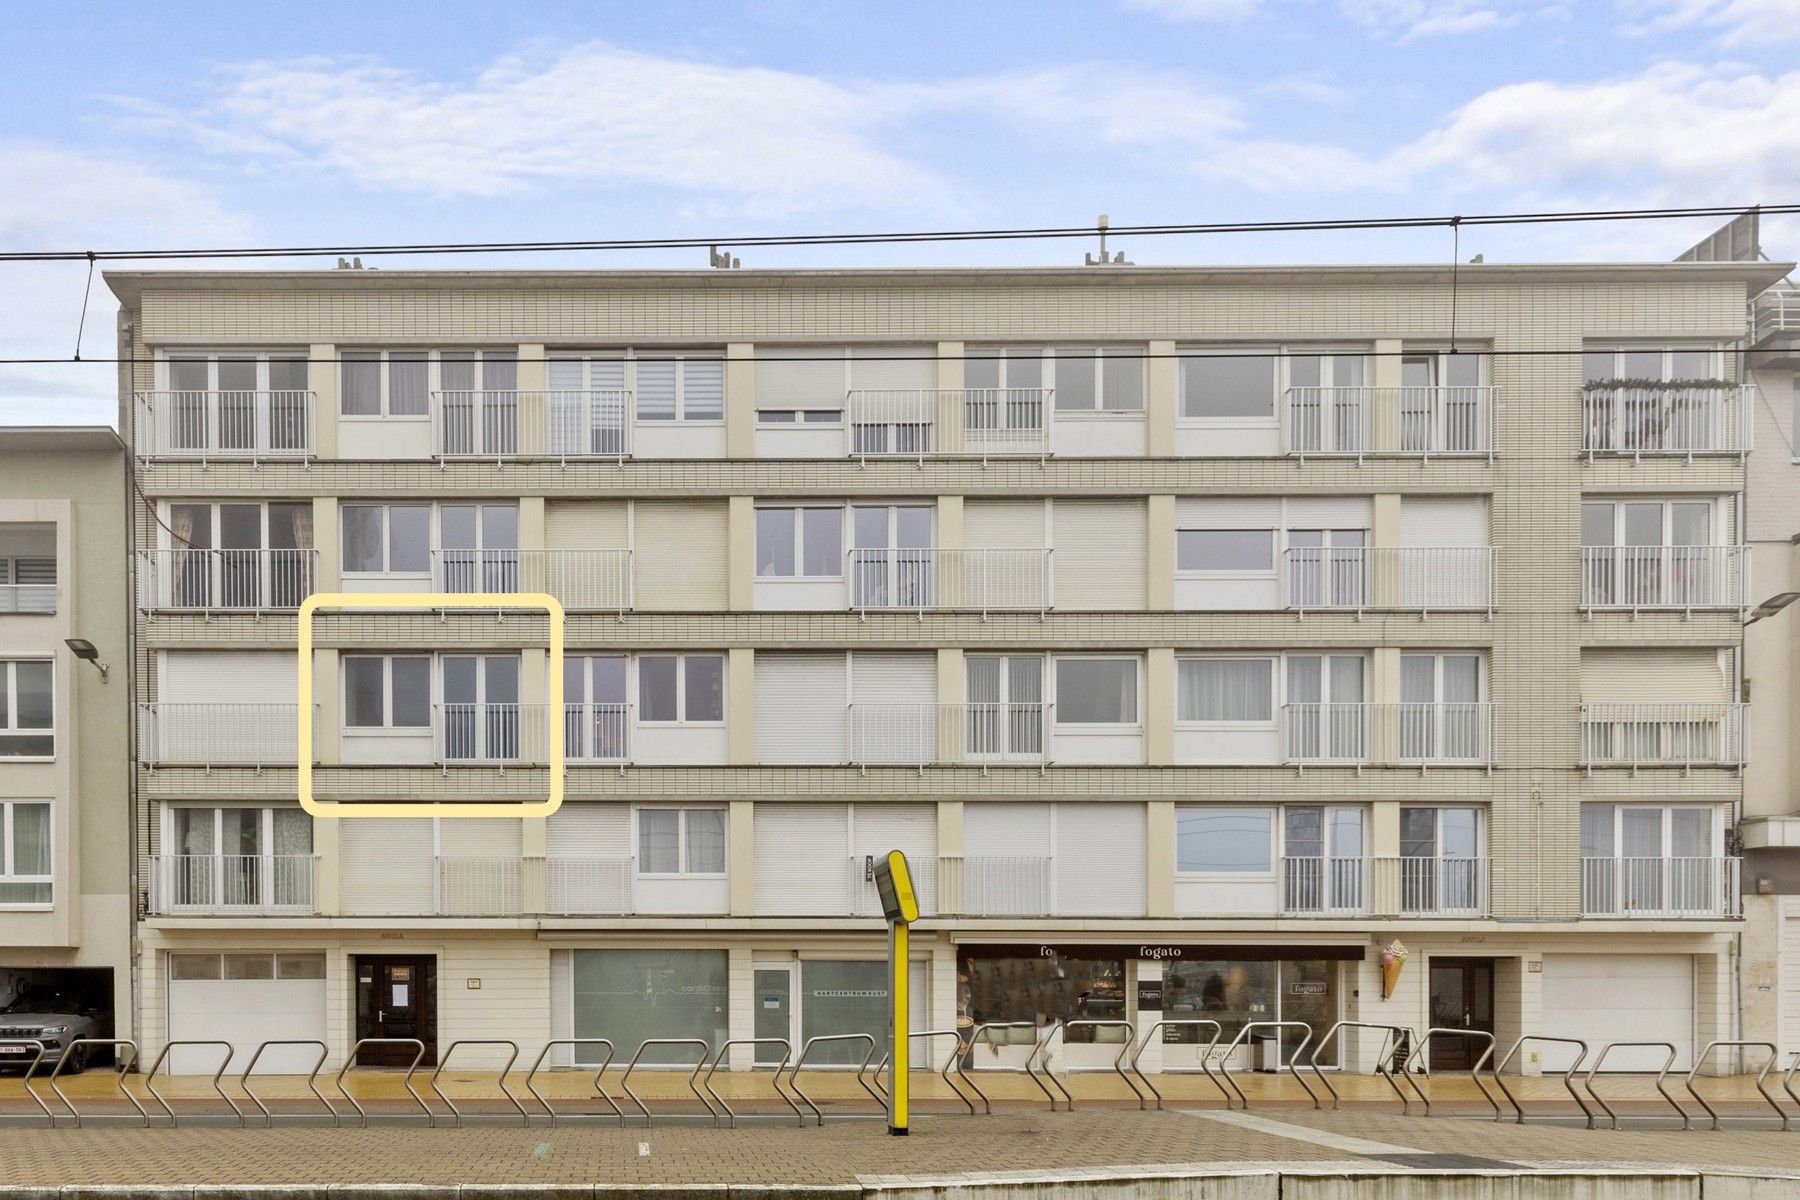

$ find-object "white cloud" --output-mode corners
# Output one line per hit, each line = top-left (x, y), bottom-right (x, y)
(1619, 0), (1800, 46)
(1117, 0), (1266, 19)
(1337, 0), (1524, 40)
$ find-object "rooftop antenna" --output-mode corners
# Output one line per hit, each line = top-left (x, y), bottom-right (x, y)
(1084, 214), (1132, 266)
(709, 245), (741, 269)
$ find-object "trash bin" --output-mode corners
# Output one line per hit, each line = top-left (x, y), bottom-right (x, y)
(1252, 1033), (1281, 1073)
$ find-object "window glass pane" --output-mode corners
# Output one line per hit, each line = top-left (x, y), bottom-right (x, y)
(637, 359), (677, 421)
(341, 506), (384, 572)
(1329, 809), (1364, 857)
(175, 808), (215, 856)
(439, 505), (477, 551)
(390, 657), (432, 727)
(853, 506), (890, 550)
(1177, 529), (1273, 571)
(344, 658), (385, 726)
(273, 807), (313, 855)
(684, 808), (726, 873)
(639, 810), (680, 872)
(482, 505), (519, 550)
(1287, 355), (1322, 388)
(681, 357), (725, 420)
(482, 655), (519, 705)
(1400, 656), (1435, 703)
(1670, 350), (1712, 380)
(1440, 808), (1480, 858)
(1054, 349), (1096, 411)
(1055, 658), (1138, 724)
(1176, 807), (1273, 872)
(170, 953), (222, 981)
(1180, 355), (1275, 418)
(591, 656), (628, 703)
(1399, 807), (1436, 857)
(1445, 354), (1482, 387)
(800, 960), (889, 1064)
(277, 953), (326, 980)
(1580, 805), (1615, 858)
(226, 807), (261, 855)
(802, 508), (842, 577)
(170, 358), (209, 392)
(1285, 806), (1323, 857)
(756, 509), (794, 577)
(386, 506), (430, 573)
(1178, 659), (1272, 721)
(1671, 808), (1712, 857)
(483, 354), (518, 391)
(684, 656), (725, 722)
(1286, 655), (1322, 705)
(15, 662), (51, 728)
(639, 657), (679, 722)
(388, 354), (428, 416)
(1582, 351), (1615, 383)
(571, 949), (727, 1065)
(439, 352), (475, 392)
(1005, 350), (1043, 391)
(1671, 503), (1710, 546)
(268, 358), (307, 392)
(441, 655), (477, 704)
(12, 804), (50, 875)
(224, 953), (274, 981)
(1101, 350), (1144, 411)
(1623, 350), (1661, 379)
(965, 354), (1000, 391)
(341, 354), (380, 416)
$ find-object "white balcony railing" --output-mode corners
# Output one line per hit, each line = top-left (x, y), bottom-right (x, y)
(847, 854), (941, 917)
(138, 549), (318, 611)
(1281, 546), (1494, 613)
(845, 388), (1053, 460)
(429, 549), (633, 612)
(436, 855), (532, 916)
(1284, 386), (1496, 459)
(431, 390), (632, 460)
(434, 703), (552, 764)
(1753, 286), (1800, 342)
(563, 703), (631, 764)
(139, 703), (311, 767)
(937, 854), (1054, 916)
(1281, 702), (1492, 766)
(134, 390), (315, 462)
(1375, 855), (1489, 917)
(1280, 856), (1370, 916)
(148, 854), (317, 914)
(0, 583), (56, 614)
(1579, 546), (1749, 611)
(1579, 704), (1749, 768)
(847, 702), (1053, 766)
(1580, 383), (1751, 457)
(1581, 857), (1741, 918)
(846, 548), (1052, 615)
(544, 856), (635, 915)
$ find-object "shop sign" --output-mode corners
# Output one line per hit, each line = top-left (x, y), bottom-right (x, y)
(1135, 980), (1165, 1011)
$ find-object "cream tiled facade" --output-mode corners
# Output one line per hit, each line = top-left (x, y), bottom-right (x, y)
(110, 261), (1781, 1077)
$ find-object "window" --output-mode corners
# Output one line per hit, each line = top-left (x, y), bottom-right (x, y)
(341, 505), (431, 574)
(755, 506), (843, 578)
(0, 550), (55, 615)
(1177, 658), (1274, 722)
(1049, 347), (1145, 412)
(1580, 804), (1720, 914)
(637, 808), (726, 874)
(1400, 806), (1481, 858)
(1176, 807), (1273, 873)
(1177, 529), (1274, 572)
(1582, 348), (1721, 383)
(340, 350), (447, 417)
(636, 353), (724, 421)
(759, 409), (843, 424)
(572, 949), (728, 1065)
(164, 354), (310, 453)
(0, 801), (51, 905)
(1179, 353), (1276, 419)
(850, 505), (934, 607)
(439, 503), (520, 592)
(343, 656), (431, 729)
(1581, 499), (1713, 549)
(166, 806), (313, 909)
(0, 660), (53, 757)
(1581, 804), (1716, 859)
(163, 502), (314, 609)
(1054, 657), (1139, 724)
(638, 654), (725, 723)
(441, 654), (522, 760)
(1285, 528), (1367, 608)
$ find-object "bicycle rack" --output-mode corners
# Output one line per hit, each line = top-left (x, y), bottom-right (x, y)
(334, 1038), (432, 1128)
(619, 1038), (719, 1126)
(240, 1039), (334, 1127)
(1397, 1028), (1500, 1119)
(141, 1040), (243, 1127)
(1683, 1040), (1790, 1131)
(701, 1039), (804, 1126)
(1581, 1041), (1687, 1130)
(1302, 1021), (1412, 1112)
(1029, 1020), (1150, 1111)
(523, 1039), (622, 1126)
(1487, 1036), (1593, 1128)
(2, 1040), (53, 1125)
(426, 1039), (528, 1127)
(953, 1022), (1050, 1113)
(1215, 1021), (1321, 1110)
(869, 1029), (979, 1115)
(1786, 1051), (1800, 1116)
(785, 1033), (884, 1124)
(1129, 1019), (1228, 1110)
(48, 1038), (147, 1128)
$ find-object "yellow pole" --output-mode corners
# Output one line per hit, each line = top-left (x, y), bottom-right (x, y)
(889, 920), (909, 1135)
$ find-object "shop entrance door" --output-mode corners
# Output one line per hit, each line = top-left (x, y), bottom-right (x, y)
(753, 967), (793, 1066)
(1426, 957), (1494, 1070)
(353, 955), (437, 1066)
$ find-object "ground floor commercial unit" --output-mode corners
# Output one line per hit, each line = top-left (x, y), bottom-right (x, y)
(0, 889), (135, 1068)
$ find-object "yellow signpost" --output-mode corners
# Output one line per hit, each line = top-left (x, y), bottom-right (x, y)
(871, 849), (919, 1136)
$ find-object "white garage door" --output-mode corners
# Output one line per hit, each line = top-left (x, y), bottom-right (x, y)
(1540, 954), (1693, 1072)
(1782, 899), (1800, 1061)
(166, 951), (326, 1074)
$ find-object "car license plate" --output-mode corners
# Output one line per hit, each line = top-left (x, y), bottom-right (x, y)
(0, 1046), (27, 1055)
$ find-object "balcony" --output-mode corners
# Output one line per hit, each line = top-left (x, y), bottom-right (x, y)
(1753, 285), (1800, 345)
(139, 703), (311, 768)
(844, 388), (1053, 461)
(847, 702), (1052, 766)
(1281, 546), (1494, 614)
(1581, 856), (1741, 918)
(434, 703), (552, 764)
(1283, 386), (1496, 459)
(0, 583), (55, 615)
(430, 389), (631, 461)
(847, 548), (1053, 615)
(147, 854), (318, 915)
(429, 549), (633, 613)
(563, 703), (631, 764)
(1579, 546), (1749, 612)
(1580, 382), (1750, 457)
(1281, 703), (1493, 767)
(544, 856), (635, 915)
(134, 390), (315, 462)
(138, 549), (318, 612)
(1278, 856), (1490, 917)
(1579, 704), (1749, 769)
(937, 855), (1055, 917)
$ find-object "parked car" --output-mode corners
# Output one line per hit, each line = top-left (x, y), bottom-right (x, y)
(0, 990), (101, 1073)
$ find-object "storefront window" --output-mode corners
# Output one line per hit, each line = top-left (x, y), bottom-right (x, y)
(1164, 958), (1340, 1065)
(1280, 959), (1340, 1066)
(958, 951), (1126, 1044)
(800, 960), (888, 1064)
(571, 949), (727, 1065)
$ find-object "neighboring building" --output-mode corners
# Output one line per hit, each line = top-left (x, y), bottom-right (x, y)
(0, 426), (132, 1055)
(110, 258), (1782, 1078)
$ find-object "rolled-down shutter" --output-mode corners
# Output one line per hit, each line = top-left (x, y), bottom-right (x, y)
(1054, 802), (1145, 917)
(1052, 499), (1146, 609)
(1399, 498), (1489, 546)
(850, 653), (936, 763)
(545, 501), (629, 550)
(159, 651), (296, 703)
(340, 819), (434, 916)
(756, 347), (847, 410)
(755, 803), (850, 914)
(963, 802), (1052, 855)
(756, 654), (847, 764)
(1284, 496), (1373, 528)
(546, 803), (632, 915)
(1176, 498), (1281, 528)
(548, 803), (631, 856)
(634, 500), (728, 610)
(851, 804), (937, 912)
(1580, 649), (1731, 703)
(849, 346), (935, 391)
(964, 500), (1046, 549)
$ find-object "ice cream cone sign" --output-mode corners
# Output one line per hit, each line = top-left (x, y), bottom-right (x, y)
(1379, 939), (1409, 1000)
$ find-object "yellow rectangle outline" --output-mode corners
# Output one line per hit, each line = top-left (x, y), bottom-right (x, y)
(297, 592), (564, 818)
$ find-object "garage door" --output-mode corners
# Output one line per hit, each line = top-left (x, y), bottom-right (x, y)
(166, 951), (326, 1074)
(1782, 899), (1800, 1061)
(1540, 954), (1693, 1072)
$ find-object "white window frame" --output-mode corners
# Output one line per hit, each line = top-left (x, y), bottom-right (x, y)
(1580, 498), (1720, 548)
(1280, 804), (1367, 859)
(967, 345), (1145, 414)
(339, 503), (433, 575)
(1399, 652), (1486, 703)
(339, 349), (518, 420)
(1174, 805), (1276, 876)
(1051, 655), (1143, 729)
(1582, 346), (1724, 384)
(1397, 805), (1486, 858)
(0, 800), (52, 908)
(1175, 345), (1370, 425)
(553, 350), (725, 423)
(1175, 528), (1277, 577)
(636, 654), (727, 726)
(635, 806), (728, 878)
(160, 351), (308, 396)
(0, 658), (55, 760)
(1581, 803), (1722, 859)
(754, 504), (846, 580)
(1174, 655), (1277, 727)
(341, 654), (433, 733)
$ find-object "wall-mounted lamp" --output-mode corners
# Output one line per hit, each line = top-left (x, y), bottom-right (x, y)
(1746, 592), (1800, 625)
(64, 638), (109, 684)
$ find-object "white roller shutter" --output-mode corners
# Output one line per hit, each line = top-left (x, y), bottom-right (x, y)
(159, 651), (296, 703)
(851, 804), (938, 912)
(756, 654), (847, 764)
(850, 653), (936, 764)
(1539, 954), (1694, 1071)
(546, 804), (631, 916)
(1177, 498), (1281, 528)
(1580, 649), (1731, 703)
(849, 346), (935, 391)
(340, 818), (434, 915)
(755, 803), (850, 914)
(549, 949), (573, 1065)
(1783, 901), (1800, 1060)
(439, 818), (520, 858)
(1284, 497), (1373, 527)
(634, 500), (728, 610)
(1054, 803), (1145, 917)
(548, 803), (630, 856)
(756, 347), (847, 410)
(964, 500), (1046, 550)
(1052, 499), (1146, 609)
(962, 803), (1053, 916)
(545, 501), (629, 550)
(1400, 498), (1489, 546)
(964, 802), (1051, 855)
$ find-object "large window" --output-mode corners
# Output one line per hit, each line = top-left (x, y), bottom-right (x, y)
(166, 806), (313, 908)
(165, 501), (315, 609)
(966, 346), (1143, 413)
(571, 949), (728, 1064)
(1177, 658), (1274, 723)
(1164, 958), (1341, 1064)
(1179, 353), (1277, 419)
(341, 351), (438, 417)
(638, 807), (726, 875)
(343, 655), (431, 729)
(800, 960), (890, 1064)
(1054, 657), (1139, 725)
(0, 660), (53, 757)
(1582, 348), (1720, 384)
(1580, 803), (1720, 914)
(438, 504), (520, 592)
(958, 950), (1125, 1043)
(0, 801), (51, 905)
(1177, 529), (1274, 573)
(755, 506), (844, 578)
(638, 655), (725, 724)
(341, 504), (431, 574)
(1176, 807), (1273, 873)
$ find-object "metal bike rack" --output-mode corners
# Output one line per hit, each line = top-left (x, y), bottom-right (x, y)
(952, 1021), (1050, 1113)
(619, 1038), (720, 1126)
(1129, 1019), (1228, 1111)
(869, 1029), (979, 1115)
(426, 1039), (528, 1127)
(1683, 1040), (1790, 1131)
(1302, 1021), (1412, 1112)
(1029, 1020), (1150, 1111)
(701, 1038), (804, 1126)
(523, 1039), (623, 1126)
(240, 1039), (334, 1127)
(785, 1033), (884, 1124)
(1487, 1036), (1593, 1128)
(48, 1038), (147, 1128)
(1397, 1028), (1500, 1119)
(1581, 1041), (1687, 1130)
(3, 1040), (54, 1125)
(1215, 1021), (1321, 1110)
(141, 1040), (243, 1127)
(1785, 1051), (1800, 1116)
(334, 1038), (432, 1127)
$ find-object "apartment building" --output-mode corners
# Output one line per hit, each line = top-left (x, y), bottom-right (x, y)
(112, 259), (1779, 1078)
(0, 426), (131, 1060)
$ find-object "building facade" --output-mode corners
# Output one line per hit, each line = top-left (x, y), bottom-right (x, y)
(112, 260), (1781, 1077)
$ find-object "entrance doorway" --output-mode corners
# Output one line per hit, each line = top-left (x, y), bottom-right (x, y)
(353, 955), (437, 1066)
(1426, 957), (1494, 1070)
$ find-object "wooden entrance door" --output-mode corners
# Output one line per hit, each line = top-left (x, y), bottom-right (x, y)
(353, 955), (437, 1066)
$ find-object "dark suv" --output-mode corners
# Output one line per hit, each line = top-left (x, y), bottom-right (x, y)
(0, 990), (101, 1073)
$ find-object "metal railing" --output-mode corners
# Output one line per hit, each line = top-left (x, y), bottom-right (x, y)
(434, 702), (552, 764)
(1279, 856), (1370, 916)
(844, 388), (1053, 460)
(1581, 383), (1751, 457)
(1397, 1028), (1500, 1118)
(563, 703), (631, 764)
(1581, 1041), (1686, 1129)
(1487, 1035), (1593, 1127)
(1579, 545), (1749, 611)
(1683, 1041), (1789, 1130)
(1580, 856), (1741, 918)
(847, 853), (939, 917)
(134, 390), (315, 462)
(138, 703), (312, 767)
(846, 548), (1052, 615)
(1754, 285), (1800, 342)
(1579, 703), (1749, 768)
(431, 389), (633, 460)
(1281, 702), (1493, 766)
(1372, 856), (1489, 917)
(148, 854), (318, 915)
(0, 582), (56, 614)
(138, 548), (318, 611)
(846, 701), (1052, 766)
(1284, 386), (1495, 459)
(1303, 1021), (1412, 1111)
(543, 855), (635, 915)
(429, 549), (633, 613)
(937, 854), (1055, 916)
(436, 856), (534, 916)
(1281, 546), (1494, 614)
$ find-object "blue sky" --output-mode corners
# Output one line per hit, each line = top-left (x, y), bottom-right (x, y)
(3, 0), (1798, 424)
